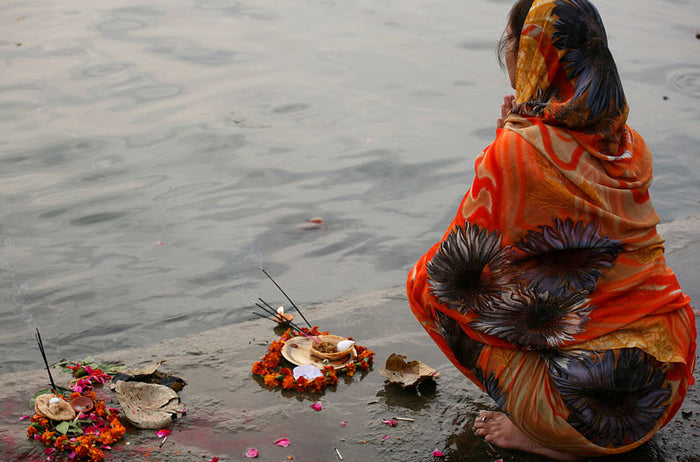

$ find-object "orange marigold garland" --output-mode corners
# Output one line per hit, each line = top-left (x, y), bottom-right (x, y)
(27, 389), (126, 462)
(252, 327), (374, 393)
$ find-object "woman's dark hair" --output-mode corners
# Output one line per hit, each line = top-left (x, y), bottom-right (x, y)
(497, 0), (535, 68)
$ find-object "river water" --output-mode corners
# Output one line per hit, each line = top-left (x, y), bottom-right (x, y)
(1, 0), (698, 374)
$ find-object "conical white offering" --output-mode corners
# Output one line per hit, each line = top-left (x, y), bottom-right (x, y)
(293, 364), (323, 381)
(336, 340), (356, 352)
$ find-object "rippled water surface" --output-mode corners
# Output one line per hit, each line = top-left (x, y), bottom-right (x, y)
(1, 0), (698, 374)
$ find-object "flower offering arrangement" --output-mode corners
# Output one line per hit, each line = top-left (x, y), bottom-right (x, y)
(252, 327), (374, 393)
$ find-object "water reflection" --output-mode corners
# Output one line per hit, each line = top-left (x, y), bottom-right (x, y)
(376, 381), (437, 412)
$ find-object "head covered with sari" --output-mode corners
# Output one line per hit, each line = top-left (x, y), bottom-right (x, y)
(407, 0), (695, 455)
(512, 0), (628, 155)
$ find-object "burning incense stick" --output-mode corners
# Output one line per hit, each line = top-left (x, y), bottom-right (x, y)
(252, 304), (321, 343)
(35, 327), (58, 393)
(260, 268), (312, 328)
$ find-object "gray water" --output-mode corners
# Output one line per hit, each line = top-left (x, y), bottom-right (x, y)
(1, 0), (698, 375)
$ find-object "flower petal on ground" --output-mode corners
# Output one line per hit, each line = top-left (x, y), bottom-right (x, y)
(156, 429), (172, 438)
(310, 402), (322, 411)
(382, 419), (398, 427)
(245, 448), (259, 458)
(432, 449), (445, 457)
(275, 438), (290, 447)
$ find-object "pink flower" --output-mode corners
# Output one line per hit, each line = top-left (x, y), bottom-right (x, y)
(310, 402), (322, 411)
(245, 448), (259, 458)
(156, 429), (172, 438)
(432, 449), (445, 457)
(275, 438), (290, 447)
(382, 419), (398, 427)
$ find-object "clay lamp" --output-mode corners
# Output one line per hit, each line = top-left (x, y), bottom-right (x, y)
(275, 306), (294, 326)
(70, 395), (95, 413)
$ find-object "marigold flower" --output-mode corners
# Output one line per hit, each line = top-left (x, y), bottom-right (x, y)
(27, 426), (39, 438)
(308, 377), (325, 393)
(281, 375), (296, 389)
(40, 430), (56, 444)
(54, 435), (69, 450)
(251, 361), (268, 376)
(264, 374), (280, 387)
(344, 362), (357, 377)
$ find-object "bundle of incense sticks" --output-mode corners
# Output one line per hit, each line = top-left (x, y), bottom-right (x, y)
(35, 327), (58, 393)
(251, 297), (320, 344)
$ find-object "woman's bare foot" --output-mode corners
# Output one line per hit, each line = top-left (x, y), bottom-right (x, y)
(473, 411), (583, 461)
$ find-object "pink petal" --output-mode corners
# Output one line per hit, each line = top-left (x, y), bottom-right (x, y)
(382, 435), (390, 440)
(34, 434), (42, 441)
(210, 458), (219, 462)
(69, 452), (76, 460)
(19, 415), (30, 421)
(245, 448), (259, 458)
(156, 429), (172, 438)
(157, 241), (164, 246)
(310, 402), (322, 411)
(44, 448), (56, 455)
(340, 421), (346, 427)
(432, 449), (445, 457)
(382, 419), (398, 427)
(274, 438), (290, 447)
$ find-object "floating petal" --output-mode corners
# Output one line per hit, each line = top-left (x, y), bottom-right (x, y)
(310, 402), (323, 411)
(245, 448), (259, 458)
(156, 429), (172, 438)
(275, 438), (290, 447)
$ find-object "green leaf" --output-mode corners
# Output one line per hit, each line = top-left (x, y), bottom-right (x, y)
(55, 421), (70, 434)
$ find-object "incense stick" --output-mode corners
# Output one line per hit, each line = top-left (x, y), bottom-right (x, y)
(35, 327), (58, 393)
(260, 268), (312, 328)
(253, 302), (310, 334)
(252, 302), (321, 343)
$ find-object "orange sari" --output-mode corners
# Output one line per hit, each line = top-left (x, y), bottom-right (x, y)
(407, 0), (695, 455)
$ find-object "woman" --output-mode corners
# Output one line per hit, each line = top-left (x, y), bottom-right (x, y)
(406, 0), (696, 459)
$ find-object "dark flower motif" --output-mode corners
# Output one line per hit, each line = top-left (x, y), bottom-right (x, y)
(435, 310), (484, 371)
(511, 218), (623, 294)
(427, 223), (508, 314)
(470, 286), (591, 349)
(550, 348), (671, 447)
(474, 367), (509, 412)
(552, 0), (626, 122)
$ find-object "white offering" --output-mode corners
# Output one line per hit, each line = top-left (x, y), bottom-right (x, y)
(336, 340), (356, 352)
(293, 364), (323, 381)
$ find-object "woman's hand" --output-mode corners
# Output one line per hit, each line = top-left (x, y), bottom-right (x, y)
(497, 94), (516, 129)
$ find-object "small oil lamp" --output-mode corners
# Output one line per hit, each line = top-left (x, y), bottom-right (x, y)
(70, 395), (95, 413)
(275, 306), (294, 326)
